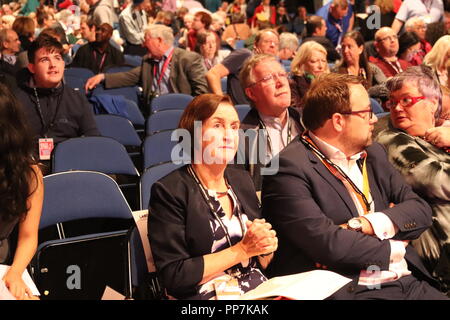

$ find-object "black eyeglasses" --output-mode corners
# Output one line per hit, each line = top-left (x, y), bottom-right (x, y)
(341, 106), (373, 119)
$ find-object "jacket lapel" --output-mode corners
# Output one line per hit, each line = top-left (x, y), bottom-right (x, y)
(168, 48), (178, 92)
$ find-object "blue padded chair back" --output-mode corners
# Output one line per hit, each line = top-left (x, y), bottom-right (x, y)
(65, 67), (94, 79)
(140, 162), (182, 210)
(95, 115), (142, 146)
(40, 171), (133, 229)
(150, 93), (193, 113)
(92, 85), (140, 106)
(146, 109), (183, 136)
(64, 75), (86, 90)
(142, 130), (189, 169)
(221, 77), (227, 93)
(370, 98), (385, 114)
(52, 136), (139, 176)
(124, 99), (145, 126)
(124, 55), (142, 67)
(235, 104), (251, 121)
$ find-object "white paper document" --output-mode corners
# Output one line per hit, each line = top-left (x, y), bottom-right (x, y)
(240, 270), (352, 300)
(0, 264), (40, 299)
(131, 210), (156, 273)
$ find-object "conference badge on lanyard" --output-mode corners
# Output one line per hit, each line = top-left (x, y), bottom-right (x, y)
(38, 138), (54, 160)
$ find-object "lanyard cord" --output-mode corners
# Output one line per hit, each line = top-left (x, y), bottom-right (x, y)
(187, 165), (244, 247)
(152, 48), (174, 93)
(33, 85), (64, 138)
(93, 50), (107, 72)
(300, 134), (372, 212)
(258, 113), (292, 155)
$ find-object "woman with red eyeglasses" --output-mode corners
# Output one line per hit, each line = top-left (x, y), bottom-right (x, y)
(375, 65), (450, 294)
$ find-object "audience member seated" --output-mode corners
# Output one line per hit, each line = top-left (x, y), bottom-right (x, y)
(187, 11), (212, 52)
(177, 13), (194, 49)
(250, 0), (276, 28)
(119, 0), (149, 56)
(86, 0), (119, 28)
(85, 24), (209, 111)
(392, 0), (444, 34)
(278, 32), (299, 62)
(0, 83), (43, 301)
(206, 29), (280, 105)
(289, 41), (329, 112)
(15, 34), (99, 172)
(423, 35), (450, 88)
(221, 13), (252, 49)
(302, 15), (341, 63)
(12, 16), (35, 52)
(397, 31), (422, 66)
(404, 16), (432, 62)
(332, 30), (386, 88)
(70, 23), (124, 74)
(262, 72), (448, 300)
(315, 0), (353, 48)
(375, 66), (450, 293)
(77, 15), (96, 45)
(195, 30), (228, 71)
(0, 29), (21, 67)
(369, 27), (411, 78)
(292, 5), (308, 35)
(238, 54), (302, 192)
(148, 93), (278, 300)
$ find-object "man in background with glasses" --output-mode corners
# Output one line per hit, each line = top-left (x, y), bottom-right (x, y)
(206, 29), (280, 105)
(376, 66), (450, 294)
(369, 27), (411, 78)
(262, 72), (448, 299)
(235, 54), (302, 193)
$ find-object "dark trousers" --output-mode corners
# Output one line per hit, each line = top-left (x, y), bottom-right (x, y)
(124, 43), (147, 57)
(353, 275), (449, 300)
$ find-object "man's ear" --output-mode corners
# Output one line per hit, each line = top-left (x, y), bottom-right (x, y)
(331, 112), (345, 133)
(245, 86), (255, 102)
(27, 62), (35, 74)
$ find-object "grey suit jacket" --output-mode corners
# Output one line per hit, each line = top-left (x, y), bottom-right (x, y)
(104, 47), (209, 105)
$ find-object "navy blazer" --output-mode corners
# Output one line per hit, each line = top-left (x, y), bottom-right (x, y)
(148, 165), (261, 299)
(262, 137), (436, 297)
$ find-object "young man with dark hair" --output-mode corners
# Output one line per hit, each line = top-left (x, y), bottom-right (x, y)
(15, 35), (99, 168)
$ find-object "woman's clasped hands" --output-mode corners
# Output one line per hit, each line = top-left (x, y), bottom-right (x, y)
(238, 219), (278, 258)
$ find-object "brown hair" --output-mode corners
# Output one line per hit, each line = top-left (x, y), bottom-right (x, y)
(178, 94), (234, 157)
(195, 11), (212, 29)
(12, 16), (35, 38)
(303, 73), (363, 131)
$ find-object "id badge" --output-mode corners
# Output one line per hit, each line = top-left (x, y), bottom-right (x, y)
(214, 277), (241, 300)
(39, 138), (54, 160)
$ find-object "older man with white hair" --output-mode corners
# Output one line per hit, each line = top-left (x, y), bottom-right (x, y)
(85, 24), (208, 111)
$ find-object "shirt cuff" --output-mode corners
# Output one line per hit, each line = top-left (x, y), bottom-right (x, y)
(364, 211), (398, 240)
(389, 240), (406, 264)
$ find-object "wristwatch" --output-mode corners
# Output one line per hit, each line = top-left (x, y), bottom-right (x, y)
(347, 218), (363, 232)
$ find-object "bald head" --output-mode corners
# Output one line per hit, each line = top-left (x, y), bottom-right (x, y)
(374, 27), (399, 58)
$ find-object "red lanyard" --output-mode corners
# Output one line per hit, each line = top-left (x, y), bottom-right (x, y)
(153, 48), (174, 87)
(93, 50), (107, 72)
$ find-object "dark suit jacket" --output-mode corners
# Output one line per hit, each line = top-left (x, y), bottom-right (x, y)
(262, 138), (437, 298)
(148, 165), (261, 299)
(105, 47), (208, 107)
(237, 107), (303, 192)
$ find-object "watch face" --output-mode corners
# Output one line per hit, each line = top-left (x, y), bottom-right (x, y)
(349, 218), (362, 229)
